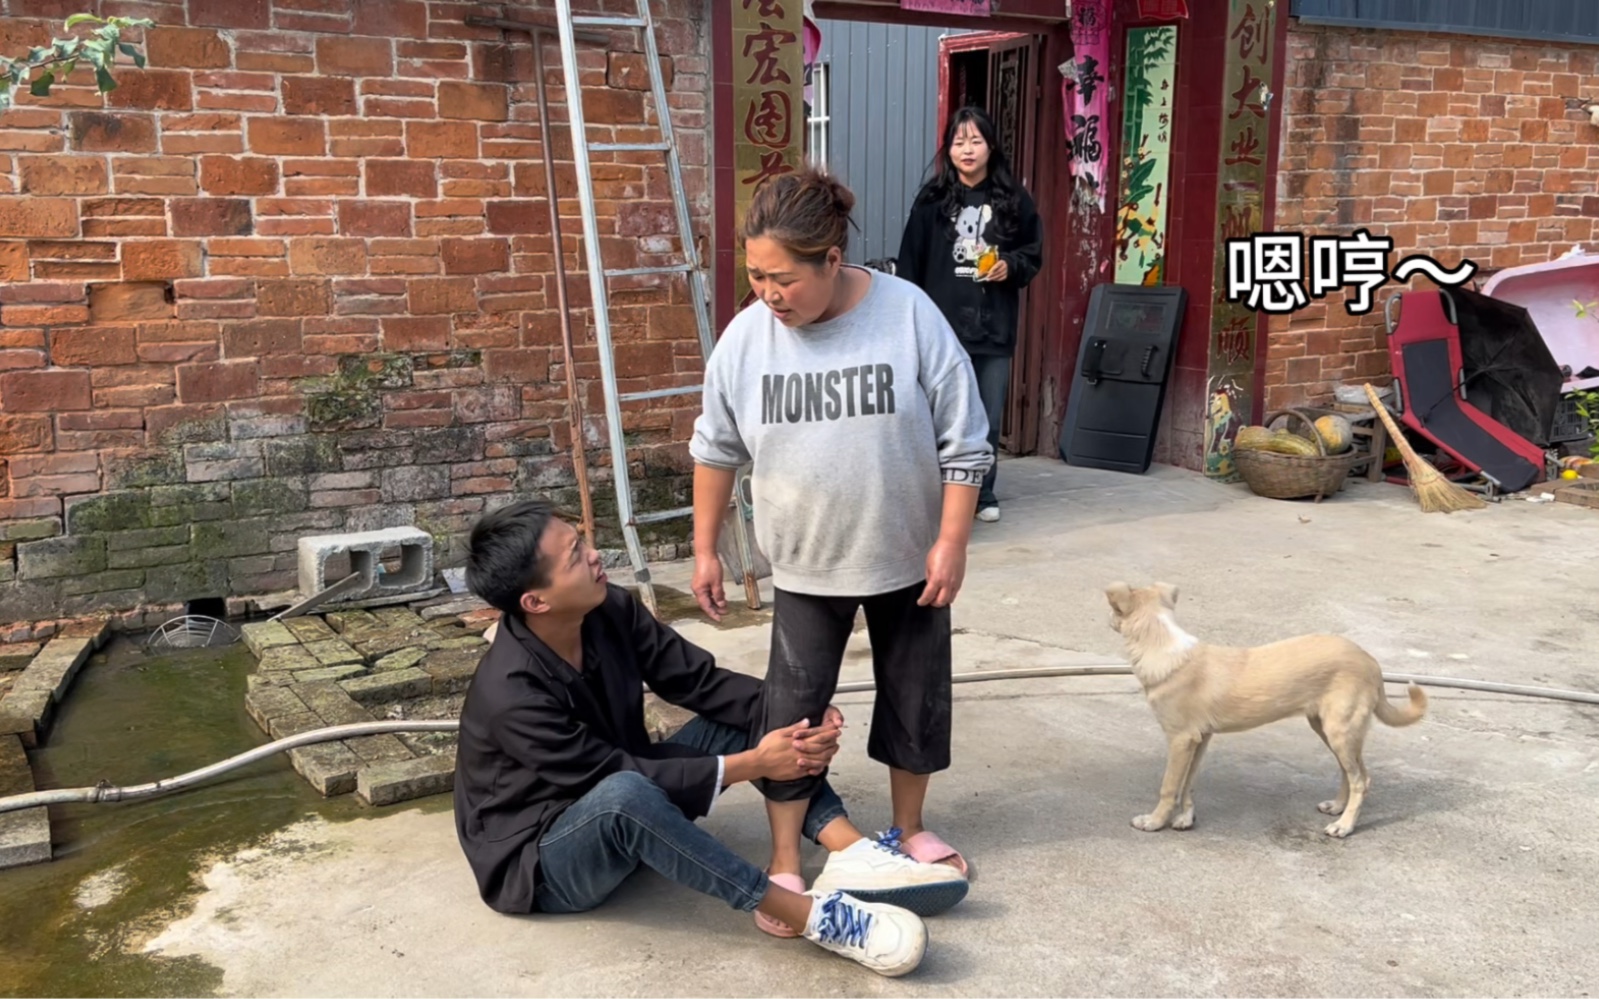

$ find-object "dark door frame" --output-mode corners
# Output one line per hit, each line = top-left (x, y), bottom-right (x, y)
(713, 0), (1076, 456)
(937, 29), (1045, 455)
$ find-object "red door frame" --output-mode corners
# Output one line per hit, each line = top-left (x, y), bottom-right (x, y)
(714, 0), (1078, 456)
(937, 30), (1047, 454)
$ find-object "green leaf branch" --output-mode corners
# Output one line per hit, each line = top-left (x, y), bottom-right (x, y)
(0, 14), (153, 113)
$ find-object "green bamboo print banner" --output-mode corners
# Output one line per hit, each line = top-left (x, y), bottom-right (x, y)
(1114, 26), (1178, 286)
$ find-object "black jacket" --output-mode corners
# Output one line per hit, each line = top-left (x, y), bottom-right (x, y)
(895, 179), (1044, 357)
(453, 584), (763, 914)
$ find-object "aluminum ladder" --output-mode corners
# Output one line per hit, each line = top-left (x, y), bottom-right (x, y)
(552, 0), (761, 617)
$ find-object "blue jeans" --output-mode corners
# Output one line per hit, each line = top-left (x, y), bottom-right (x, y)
(533, 716), (849, 914)
(969, 352), (1012, 508)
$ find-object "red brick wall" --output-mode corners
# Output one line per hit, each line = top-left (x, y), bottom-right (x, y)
(0, 0), (712, 629)
(1266, 24), (1599, 412)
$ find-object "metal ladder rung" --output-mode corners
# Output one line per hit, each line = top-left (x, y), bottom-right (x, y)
(619, 385), (701, 403)
(572, 15), (645, 27)
(555, 0), (763, 617)
(633, 505), (692, 525)
(605, 264), (692, 278)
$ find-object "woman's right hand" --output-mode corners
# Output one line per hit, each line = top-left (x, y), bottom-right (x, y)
(692, 551), (728, 621)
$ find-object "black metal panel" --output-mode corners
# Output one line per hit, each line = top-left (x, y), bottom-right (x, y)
(1292, 0), (1599, 45)
(1058, 285), (1187, 475)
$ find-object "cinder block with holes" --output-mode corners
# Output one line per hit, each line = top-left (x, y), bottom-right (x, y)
(296, 527), (434, 603)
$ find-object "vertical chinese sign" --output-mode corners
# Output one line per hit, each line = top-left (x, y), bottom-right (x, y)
(1202, 0), (1277, 479)
(1113, 26), (1178, 286)
(733, 0), (805, 311)
(1063, 0), (1110, 214)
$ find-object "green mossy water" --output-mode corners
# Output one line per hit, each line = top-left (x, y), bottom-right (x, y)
(0, 638), (366, 998)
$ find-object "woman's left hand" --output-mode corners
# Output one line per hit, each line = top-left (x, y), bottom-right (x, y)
(918, 538), (968, 608)
(984, 258), (1010, 284)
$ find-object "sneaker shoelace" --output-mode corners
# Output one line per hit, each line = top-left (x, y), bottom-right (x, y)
(874, 826), (906, 855)
(814, 891), (873, 948)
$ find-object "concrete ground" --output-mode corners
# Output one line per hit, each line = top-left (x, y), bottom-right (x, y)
(141, 459), (1599, 996)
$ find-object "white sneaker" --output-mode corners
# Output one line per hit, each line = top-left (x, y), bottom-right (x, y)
(810, 837), (968, 916)
(976, 506), (1000, 523)
(803, 890), (926, 978)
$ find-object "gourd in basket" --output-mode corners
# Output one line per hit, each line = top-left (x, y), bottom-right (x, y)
(1233, 409), (1364, 502)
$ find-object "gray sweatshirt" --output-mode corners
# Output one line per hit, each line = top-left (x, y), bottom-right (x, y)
(690, 270), (993, 597)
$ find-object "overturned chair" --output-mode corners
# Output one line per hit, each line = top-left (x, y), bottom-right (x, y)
(1384, 290), (1549, 495)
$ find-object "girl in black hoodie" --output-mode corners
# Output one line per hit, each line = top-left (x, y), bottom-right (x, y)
(896, 106), (1043, 523)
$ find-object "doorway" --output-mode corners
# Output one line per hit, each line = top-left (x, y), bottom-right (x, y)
(937, 30), (1044, 457)
(804, 19), (1047, 458)
(719, 2), (1076, 457)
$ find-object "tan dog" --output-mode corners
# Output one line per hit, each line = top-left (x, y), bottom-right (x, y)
(1105, 582), (1427, 838)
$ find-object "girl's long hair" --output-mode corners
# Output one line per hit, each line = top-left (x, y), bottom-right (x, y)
(915, 105), (1024, 244)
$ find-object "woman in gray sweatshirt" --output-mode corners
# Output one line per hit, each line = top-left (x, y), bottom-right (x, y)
(690, 168), (993, 933)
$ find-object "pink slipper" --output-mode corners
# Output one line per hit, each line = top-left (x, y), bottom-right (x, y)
(891, 829), (970, 879)
(755, 872), (806, 938)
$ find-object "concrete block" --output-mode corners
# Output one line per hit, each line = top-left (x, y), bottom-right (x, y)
(420, 649), (479, 695)
(241, 620), (299, 657)
(269, 710), (325, 740)
(291, 680), (373, 726)
(374, 647), (428, 671)
(356, 629), (435, 659)
(427, 635), (486, 652)
(0, 807), (50, 869)
(288, 742), (361, 796)
(282, 617), (337, 644)
(0, 633), (93, 745)
(296, 526), (434, 602)
(304, 639), (364, 666)
(1, 734), (33, 798)
(325, 609), (380, 635)
(0, 689), (51, 748)
(339, 667), (431, 705)
(356, 751), (455, 806)
(370, 607), (428, 630)
(419, 597), (489, 621)
(258, 645), (321, 672)
(0, 643), (42, 672)
(0, 733), (47, 869)
(644, 694), (694, 743)
(345, 733), (415, 765)
(290, 664), (367, 685)
(25, 635), (95, 703)
(244, 686), (309, 732)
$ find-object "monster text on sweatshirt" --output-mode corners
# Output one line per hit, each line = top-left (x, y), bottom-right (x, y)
(691, 270), (992, 597)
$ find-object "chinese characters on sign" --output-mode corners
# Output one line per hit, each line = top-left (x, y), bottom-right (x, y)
(1204, 0), (1278, 481)
(1063, 0), (1111, 213)
(1225, 230), (1479, 315)
(900, 0), (991, 14)
(733, 0), (804, 309)
(1113, 26), (1178, 286)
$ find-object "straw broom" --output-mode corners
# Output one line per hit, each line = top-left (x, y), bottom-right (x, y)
(1363, 383), (1486, 513)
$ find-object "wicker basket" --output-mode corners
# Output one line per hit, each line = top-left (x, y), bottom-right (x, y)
(1234, 409), (1364, 502)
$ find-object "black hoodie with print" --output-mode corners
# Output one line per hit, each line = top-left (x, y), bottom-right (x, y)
(895, 178), (1044, 357)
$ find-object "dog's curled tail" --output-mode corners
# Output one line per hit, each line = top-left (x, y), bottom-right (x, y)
(1375, 683), (1428, 726)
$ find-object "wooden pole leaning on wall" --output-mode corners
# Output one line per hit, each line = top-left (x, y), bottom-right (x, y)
(466, 15), (606, 548)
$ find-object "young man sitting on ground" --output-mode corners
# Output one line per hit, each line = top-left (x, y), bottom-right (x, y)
(453, 500), (967, 978)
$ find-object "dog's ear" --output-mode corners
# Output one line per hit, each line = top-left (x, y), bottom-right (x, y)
(1155, 582), (1179, 607)
(1105, 582), (1133, 615)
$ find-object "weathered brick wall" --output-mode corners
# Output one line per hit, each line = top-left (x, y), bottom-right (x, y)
(0, 0), (712, 629)
(1267, 24), (1599, 412)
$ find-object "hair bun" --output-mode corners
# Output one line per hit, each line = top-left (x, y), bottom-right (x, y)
(741, 165), (857, 265)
